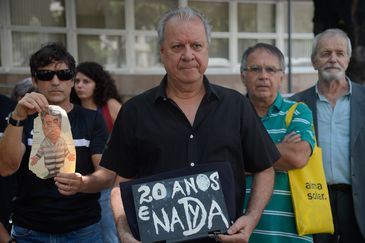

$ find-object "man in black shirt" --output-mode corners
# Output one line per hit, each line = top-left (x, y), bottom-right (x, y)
(101, 7), (279, 243)
(0, 94), (16, 243)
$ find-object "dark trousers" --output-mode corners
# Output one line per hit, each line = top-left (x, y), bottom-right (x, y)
(314, 186), (365, 243)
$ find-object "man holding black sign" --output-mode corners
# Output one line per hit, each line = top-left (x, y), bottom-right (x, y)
(100, 7), (279, 243)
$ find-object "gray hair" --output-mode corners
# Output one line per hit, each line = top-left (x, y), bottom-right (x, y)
(311, 28), (352, 62)
(240, 43), (285, 73)
(157, 7), (212, 46)
(41, 107), (62, 127)
(11, 77), (36, 101)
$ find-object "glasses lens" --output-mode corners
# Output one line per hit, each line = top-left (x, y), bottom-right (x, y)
(265, 67), (276, 74)
(35, 70), (55, 81)
(250, 67), (262, 73)
(57, 70), (74, 81)
(35, 69), (73, 81)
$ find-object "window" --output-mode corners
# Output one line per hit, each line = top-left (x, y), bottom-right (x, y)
(7, 0), (67, 68)
(78, 35), (126, 68)
(284, 39), (312, 66)
(189, 1), (229, 32)
(76, 0), (125, 29)
(283, 1), (314, 67)
(1, 0), (315, 73)
(134, 35), (160, 68)
(237, 3), (275, 32)
(133, 0), (177, 69)
(209, 38), (229, 66)
(283, 2), (313, 33)
(11, 0), (66, 27)
(12, 32), (66, 67)
(135, 0), (177, 30)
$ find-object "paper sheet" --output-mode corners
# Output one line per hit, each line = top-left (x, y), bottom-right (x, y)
(29, 105), (76, 179)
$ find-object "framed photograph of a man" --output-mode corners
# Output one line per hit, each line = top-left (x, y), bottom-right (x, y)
(29, 105), (76, 179)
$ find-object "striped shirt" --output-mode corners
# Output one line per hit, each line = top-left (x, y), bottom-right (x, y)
(35, 136), (70, 178)
(244, 93), (315, 243)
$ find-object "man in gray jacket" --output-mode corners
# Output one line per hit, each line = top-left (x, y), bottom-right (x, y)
(291, 28), (365, 243)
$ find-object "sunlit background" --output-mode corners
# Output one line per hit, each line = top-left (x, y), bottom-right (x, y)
(0, 0), (316, 99)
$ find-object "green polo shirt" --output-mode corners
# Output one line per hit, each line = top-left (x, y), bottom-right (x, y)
(244, 93), (315, 243)
(262, 93), (315, 149)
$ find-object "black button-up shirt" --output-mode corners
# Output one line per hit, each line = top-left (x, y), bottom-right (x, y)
(101, 75), (279, 217)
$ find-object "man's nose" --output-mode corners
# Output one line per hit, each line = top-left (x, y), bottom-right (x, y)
(50, 74), (61, 84)
(257, 68), (270, 78)
(181, 46), (194, 61)
(329, 52), (338, 62)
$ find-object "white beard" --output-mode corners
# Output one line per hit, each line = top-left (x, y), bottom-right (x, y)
(319, 69), (345, 82)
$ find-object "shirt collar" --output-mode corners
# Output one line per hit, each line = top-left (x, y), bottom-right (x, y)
(153, 75), (219, 103)
(257, 93), (282, 120)
(315, 77), (352, 101)
(271, 92), (284, 111)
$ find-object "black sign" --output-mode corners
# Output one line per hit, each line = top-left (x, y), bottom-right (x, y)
(132, 171), (230, 242)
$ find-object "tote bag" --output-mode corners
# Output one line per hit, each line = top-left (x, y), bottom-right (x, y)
(285, 103), (334, 236)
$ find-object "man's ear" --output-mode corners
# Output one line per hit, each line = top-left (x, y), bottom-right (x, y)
(32, 77), (38, 87)
(311, 57), (318, 70)
(160, 47), (165, 65)
(240, 72), (246, 85)
(278, 75), (283, 90)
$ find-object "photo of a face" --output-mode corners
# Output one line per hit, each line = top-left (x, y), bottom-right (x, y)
(42, 113), (62, 143)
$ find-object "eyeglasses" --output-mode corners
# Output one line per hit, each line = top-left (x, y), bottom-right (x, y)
(243, 65), (283, 75)
(35, 69), (74, 81)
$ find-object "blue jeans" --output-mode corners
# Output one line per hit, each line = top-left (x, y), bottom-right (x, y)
(11, 223), (103, 243)
(99, 188), (118, 243)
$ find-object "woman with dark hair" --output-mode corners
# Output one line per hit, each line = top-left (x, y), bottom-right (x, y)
(71, 62), (122, 133)
(71, 61), (122, 243)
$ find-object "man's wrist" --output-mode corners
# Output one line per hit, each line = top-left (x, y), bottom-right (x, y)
(7, 112), (26, 127)
(77, 173), (86, 193)
(11, 110), (27, 121)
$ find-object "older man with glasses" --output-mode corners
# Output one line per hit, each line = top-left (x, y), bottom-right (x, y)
(0, 42), (116, 242)
(241, 43), (315, 243)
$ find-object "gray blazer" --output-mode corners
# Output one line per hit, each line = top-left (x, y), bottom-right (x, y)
(291, 81), (365, 238)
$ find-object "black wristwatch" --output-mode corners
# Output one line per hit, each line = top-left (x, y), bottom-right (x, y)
(7, 112), (26, 127)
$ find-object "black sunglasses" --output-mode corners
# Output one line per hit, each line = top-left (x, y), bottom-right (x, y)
(35, 69), (74, 81)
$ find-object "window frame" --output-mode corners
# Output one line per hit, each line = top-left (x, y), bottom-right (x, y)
(0, 0), (315, 75)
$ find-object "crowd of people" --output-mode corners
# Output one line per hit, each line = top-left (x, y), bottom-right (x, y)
(0, 6), (364, 243)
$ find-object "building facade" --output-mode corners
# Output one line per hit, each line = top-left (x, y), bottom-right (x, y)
(0, 0), (317, 99)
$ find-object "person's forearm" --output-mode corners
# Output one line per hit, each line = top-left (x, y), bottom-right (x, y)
(0, 124), (25, 176)
(111, 176), (140, 243)
(112, 187), (131, 239)
(0, 222), (10, 243)
(274, 141), (311, 171)
(245, 166), (275, 225)
(79, 166), (116, 193)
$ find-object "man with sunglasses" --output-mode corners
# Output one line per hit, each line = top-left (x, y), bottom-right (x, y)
(0, 42), (116, 242)
(240, 43), (315, 243)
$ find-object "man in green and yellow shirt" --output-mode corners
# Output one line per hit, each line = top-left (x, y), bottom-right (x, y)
(241, 43), (315, 243)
